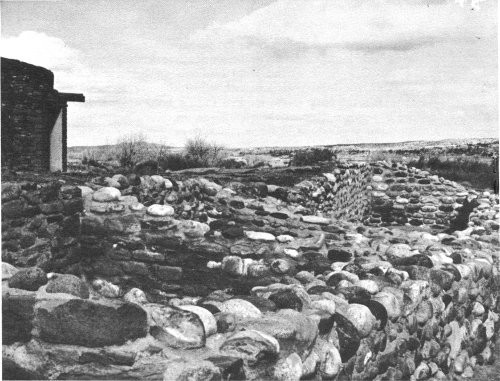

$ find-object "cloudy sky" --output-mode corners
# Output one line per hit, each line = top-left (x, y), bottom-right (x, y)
(1, 0), (497, 147)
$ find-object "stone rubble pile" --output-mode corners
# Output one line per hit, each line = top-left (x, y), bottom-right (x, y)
(2, 166), (499, 380)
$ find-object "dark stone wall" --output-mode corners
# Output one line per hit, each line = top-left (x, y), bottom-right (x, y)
(1, 180), (83, 273)
(1, 57), (62, 171)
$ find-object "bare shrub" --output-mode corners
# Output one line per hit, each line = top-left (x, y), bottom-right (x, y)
(115, 133), (157, 168)
(81, 148), (101, 167)
(185, 136), (226, 167)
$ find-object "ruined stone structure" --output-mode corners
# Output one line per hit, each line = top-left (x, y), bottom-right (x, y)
(2, 165), (499, 380)
(1, 57), (84, 172)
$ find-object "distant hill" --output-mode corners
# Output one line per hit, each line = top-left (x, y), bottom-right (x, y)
(69, 137), (498, 154)
(239, 137), (498, 156)
(68, 143), (178, 155)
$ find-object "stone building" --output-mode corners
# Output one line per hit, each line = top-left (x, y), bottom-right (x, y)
(1, 57), (84, 172)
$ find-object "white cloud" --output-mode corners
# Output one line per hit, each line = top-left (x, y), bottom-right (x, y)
(194, 0), (496, 52)
(2, 31), (82, 71)
(1, 31), (129, 96)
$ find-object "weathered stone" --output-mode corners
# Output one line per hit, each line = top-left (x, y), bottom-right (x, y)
(146, 304), (206, 349)
(2, 288), (36, 344)
(2, 182), (21, 202)
(301, 350), (320, 379)
(333, 313), (361, 362)
(222, 226), (245, 239)
(344, 303), (376, 337)
(35, 298), (148, 347)
(104, 214), (141, 234)
(354, 279), (379, 294)
(46, 274), (89, 299)
(310, 299), (336, 315)
(220, 329), (280, 365)
(245, 231), (275, 241)
(92, 279), (122, 298)
(272, 353), (302, 381)
(2, 262), (19, 280)
(390, 254), (433, 268)
(179, 305), (217, 336)
(327, 248), (352, 262)
(236, 309), (318, 360)
(301, 216), (331, 225)
(269, 289), (304, 311)
(386, 244), (412, 258)
(318, 342), (342, 379)
(429, 269), (454, 291)
(92, 187), (121, 202)
(8, 267), (47, 291)
(123, 287), (148, 305)
(373, 291), (402, 321)
(205, 356), (245, 380)
(147, 204), (174, 217)
(221, 256), (245, 276)
(163, 359), (221, 381)
(154, 265), (183, 280)
(219, 298), (262, 319)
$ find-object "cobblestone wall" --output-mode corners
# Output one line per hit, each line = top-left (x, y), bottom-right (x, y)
(1, 180), (83, 272)
(2, 170), (499, 381)
(364, 161), (498, 231)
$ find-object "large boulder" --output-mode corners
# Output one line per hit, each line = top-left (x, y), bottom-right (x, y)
(145, 304), (206, 349)
(235, 309), (318, 360)
(34, 298), (148, 347)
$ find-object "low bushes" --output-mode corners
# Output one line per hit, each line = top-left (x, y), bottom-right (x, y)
(291, 148), (336, 166)
(157, 153), (200, 171)
(408, 155), (498, 193)
(80, 135), (227, 172)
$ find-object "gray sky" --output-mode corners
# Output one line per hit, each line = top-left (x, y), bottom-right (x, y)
(2, 0), (497, 147)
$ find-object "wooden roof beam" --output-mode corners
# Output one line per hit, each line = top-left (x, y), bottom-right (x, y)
(59, 92), (85, 102)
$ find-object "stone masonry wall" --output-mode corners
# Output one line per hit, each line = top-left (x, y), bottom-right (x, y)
(1, 180), (83, 272)
(364, 161), (497, 230)
(1, 57), (61, 171)
(75, 163), (371, 299)
(288, 162), (372, 222)
(2, 169), (499, 380)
